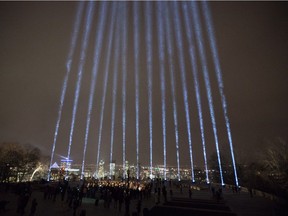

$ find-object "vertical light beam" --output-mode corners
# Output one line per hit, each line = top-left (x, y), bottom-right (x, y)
(80, 1), (108, 180)
(181, 2), (209, 183)
(121, 2), (128, 179)
(95, 2), (117, 177)
(189, 1), (224, 185)
(133, 1), (140, 180)
(144, 1), (153, 179)
(201, 1), (239, 186)
(48, 1), (85, 181)
(67, 1), (95, 162)
(66, 2), (85, 73)
(109, 7), (121, 179)
(163, 2), (180, 182)
(171, 1), (195, 181)
(156, 1), (167, 180)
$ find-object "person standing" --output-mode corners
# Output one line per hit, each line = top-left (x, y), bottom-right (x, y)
(29, 198), (37, 216)
(162, 185), (167, 203)
(125, 193), (130, 216)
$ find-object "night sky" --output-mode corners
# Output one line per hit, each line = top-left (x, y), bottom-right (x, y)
(0, 1), (288, 169)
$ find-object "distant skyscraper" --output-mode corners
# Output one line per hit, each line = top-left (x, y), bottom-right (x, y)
(110, 161), (116, 177)
(98, 160), (105, 179)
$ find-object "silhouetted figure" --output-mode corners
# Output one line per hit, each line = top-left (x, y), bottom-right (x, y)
(216, 188), (222, 202)
(118, 190), (124, 212)
(162, 185), (167, 203)
(157, 187), (161, 204)
(43, 185), (49, 200)
(137, 199), (142, 215)
(211, 186), (215, 198)
(125, 194), (130, 216)
(189, 187), (192, 199)
(79, 209), (86, 216)
(249, 187), (253, 197)
(17, 190), (30, 215)
(61, 183), (67, 201)
(73, 198), (79, 216)
(169, 189), (173, 197)
(29, 198), (37, 216)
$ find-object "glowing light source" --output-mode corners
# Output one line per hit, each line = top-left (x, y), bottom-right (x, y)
(189, 1), (224, 185)
(95, 2), (117, 176)
(80, 1), (108, 180)
(109, 8), (121, 179)
(156, 1), (167, 180)
(171, 1), (195, 182)
(181, 2), (209, 183)
(49, 2), (238, 184)
(67, 1), (95, 164)
(133, 1), (140, 180)
(144, 1), (153, 179)
(48, 1), (85, 181)
(164, 2), (181, 182)
(201, 1), (239, 186)
(121, 2), (128, 179)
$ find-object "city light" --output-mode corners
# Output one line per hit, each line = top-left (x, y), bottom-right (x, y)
(81, 1), (108, 179)
(47, 2), (239, 186)
(156, 1), (167, 180)
(144, 1), (153, 179)
(48, 1), (85, 181)
(189, 1), (224, 185)
(181, 2), (209, 183)
(121, 2), (128, 179)
(133, 1), (140, 180)
(171, 1), (195, 182)
(201, 1), (239, 186)
(95, 2), (117, 176)
(163, 2), (181, 182)
(66, 1), (95, 163)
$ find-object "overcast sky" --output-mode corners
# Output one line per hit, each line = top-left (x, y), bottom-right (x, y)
(0, 1), (287, 168)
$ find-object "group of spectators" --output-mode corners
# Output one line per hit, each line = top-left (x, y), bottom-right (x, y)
(0, 178), (188, 216)
(41, 179), (154, 216)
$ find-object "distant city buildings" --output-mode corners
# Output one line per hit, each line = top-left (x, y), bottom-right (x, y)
(49, 159), (214, 183)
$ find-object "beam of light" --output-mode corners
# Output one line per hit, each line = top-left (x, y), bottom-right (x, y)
(170, 1), (195, 182)
(133, 1), (140, 180)
(48, 1), (85, 181)
(121, 2), (128, 179)
(164, 2), (180, 182)
(30, 165), (43, 181)
(189, 1), (224, 185)
(67, 1), (95, 164)
(181, 2), (209, 183)
(95, 2), (117, 177)
(65, 2), (85, 73)
(156, 2), (167, 180)
(80, 1), (108, 180)
(144, 1), (153, 179)
(109, 11), (121, 179)
(201, 1), (239, 187)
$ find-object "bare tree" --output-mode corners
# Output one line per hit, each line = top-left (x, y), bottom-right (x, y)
(0, 143), (41, 182)
(262, 138), (288, 190)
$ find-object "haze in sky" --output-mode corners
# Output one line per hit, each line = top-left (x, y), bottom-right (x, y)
(0, 1), (287, 169)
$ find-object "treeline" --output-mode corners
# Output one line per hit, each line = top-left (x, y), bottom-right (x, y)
(210, 137), (288, 199)
(0, 142), (42, 182)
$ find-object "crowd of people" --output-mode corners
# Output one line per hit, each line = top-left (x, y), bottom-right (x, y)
(41, 179), (154, 216)
(0, 178), (162, 215)
(0, 178), (220, 216)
